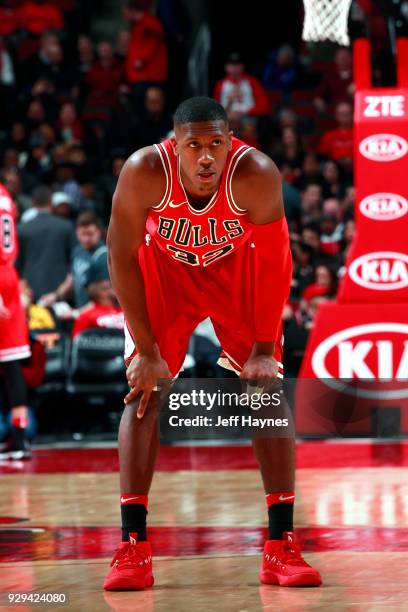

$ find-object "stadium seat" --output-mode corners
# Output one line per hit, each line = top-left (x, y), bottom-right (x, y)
(32, 329), (70, 395)
(66, 327), (127, 405)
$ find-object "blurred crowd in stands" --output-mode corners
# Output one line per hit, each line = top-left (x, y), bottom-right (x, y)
(0, 0), (359, 417)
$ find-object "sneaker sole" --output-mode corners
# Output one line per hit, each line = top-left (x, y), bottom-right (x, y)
(260, 571), (322, 587)
(104, 573), (154, 591)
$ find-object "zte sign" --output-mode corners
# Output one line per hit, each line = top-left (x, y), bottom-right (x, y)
(348, 252), (408, 290)
(363, 95), (405, 117)
(359, 193), (408, 221)
(359, 134), (408, 161)
(311, 324), (408, 396)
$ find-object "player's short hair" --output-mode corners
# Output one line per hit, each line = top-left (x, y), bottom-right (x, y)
(173, 96), (227, 127)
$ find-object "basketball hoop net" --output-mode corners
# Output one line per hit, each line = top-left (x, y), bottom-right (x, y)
(302, 0), (353, 46)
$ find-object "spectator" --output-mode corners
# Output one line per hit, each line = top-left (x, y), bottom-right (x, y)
(19, 1), (63, 35)
(314, 47), (353, 111)
(30, 78), (59, 122)
(116, 29), (131, 62)
(319, 208), (344, 257)
(2, 169), (32, 216)
(294, 153), (323, 191)
(263, 45), (300, 92)
(72, 279), (124, 337)
(3, 122), (28, 154)
(303, 264), (338, 299)
(32, 37), (77, 97)
(274, 126), (305, 183)
(57, 101), (83, 144)
(19, 133), (51, 186)
(319, 102), (354, 170)
(133, 85), (172, 148)
(2, 148), (20, 173)
(53, 161), (85, 212)
(20, 279), (56, 329)
(77, 35), (94, 76)
(16, 185), (76, 301)
(301, 222), (334, 266)
(291, 241), (315, 297)
(82, 41), (125, 124)
(51, 191), (74, 219)
(321, 159), (347, 200)
(49, 211), (109, 308)
(214, 53), (270, 120)
(300, 183), (323, 222)
(297, 292), (333, 331)
(125, 1), (168, 106)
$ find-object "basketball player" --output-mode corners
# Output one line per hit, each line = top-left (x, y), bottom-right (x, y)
(0, 183), (31, 460)
(104, 97), (322, 589)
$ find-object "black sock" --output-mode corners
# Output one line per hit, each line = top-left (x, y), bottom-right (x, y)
(121, 504), (147, 542)
(268, 503), (294, 540)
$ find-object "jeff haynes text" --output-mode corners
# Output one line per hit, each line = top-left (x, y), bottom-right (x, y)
(168, 415), (289, 428)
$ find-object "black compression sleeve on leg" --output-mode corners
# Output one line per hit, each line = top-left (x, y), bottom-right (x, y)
(1, 360), (28, 408)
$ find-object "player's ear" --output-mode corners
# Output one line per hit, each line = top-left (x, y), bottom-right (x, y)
(228, 130), (233, 150)
(170, 136), (178, 156)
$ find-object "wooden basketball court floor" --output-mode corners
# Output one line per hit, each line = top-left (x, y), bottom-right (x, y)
(1, 441), (408, 611)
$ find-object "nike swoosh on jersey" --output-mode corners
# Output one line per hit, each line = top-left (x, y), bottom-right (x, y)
(278, 495), (295, 501)
(168, 200), (188, 208)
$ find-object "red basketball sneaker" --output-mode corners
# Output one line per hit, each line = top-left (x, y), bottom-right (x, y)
(260, 532), (322, 587)
(104, 533), (154, 591)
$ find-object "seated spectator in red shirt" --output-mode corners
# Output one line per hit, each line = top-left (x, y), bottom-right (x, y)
(319, 102), (354, 169)
(125, 2), (168, 86)
(214, 53), (270, 120)
(314, 47), (353, 111)
(20, 0), (63, 35)
(82, 42), (125, 123)
(72, 279), (124, 338)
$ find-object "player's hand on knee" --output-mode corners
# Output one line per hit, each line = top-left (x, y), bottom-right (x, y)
(125, 353), (172, 418)
(240, 355), (279, 382)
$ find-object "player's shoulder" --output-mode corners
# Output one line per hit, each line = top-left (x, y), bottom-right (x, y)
(123, 145), (163, 177)
(115, 145), (166, 208)
(233, 147), (281, 188)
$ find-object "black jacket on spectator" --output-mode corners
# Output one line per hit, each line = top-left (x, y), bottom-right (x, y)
(17, 211), (76, 300)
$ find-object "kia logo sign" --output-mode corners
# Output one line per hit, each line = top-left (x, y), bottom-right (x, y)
(312, 323), (408, 398)
(348, 252), (408, 290)
(359, 193), (408, 221)
(359, 134), (408, 161)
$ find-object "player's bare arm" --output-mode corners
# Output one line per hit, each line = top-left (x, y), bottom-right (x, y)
(232, 150), (291, 380)
(107, 147), (171, 416)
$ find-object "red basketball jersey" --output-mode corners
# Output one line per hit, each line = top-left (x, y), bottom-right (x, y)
(147, 137), (254, 267)
(0, 183), (18, 267)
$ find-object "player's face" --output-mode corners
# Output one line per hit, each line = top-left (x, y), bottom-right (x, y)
(173, 121), (232, 196)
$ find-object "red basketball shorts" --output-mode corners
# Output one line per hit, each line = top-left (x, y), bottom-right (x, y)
(124, 238), (283, 377)
(0, 266), (30, 363)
